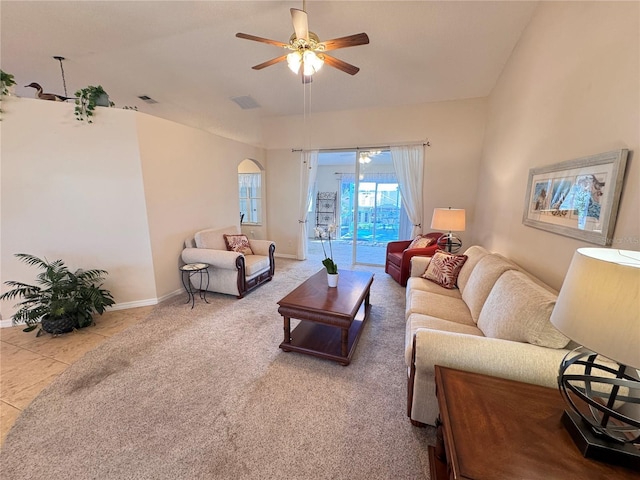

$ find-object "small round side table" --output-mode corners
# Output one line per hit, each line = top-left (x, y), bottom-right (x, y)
(180, 263), (210, 309)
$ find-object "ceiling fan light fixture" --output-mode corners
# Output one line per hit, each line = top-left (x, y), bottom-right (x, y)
(303, 50), (324, 75)
(287, 51), (302, 74)
(236, 6), (368, 78)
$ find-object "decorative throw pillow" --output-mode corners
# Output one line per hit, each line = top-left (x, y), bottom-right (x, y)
(422, 251), (468, 289)
(407, 234), (436, 250)
(223, 234), (254, 255)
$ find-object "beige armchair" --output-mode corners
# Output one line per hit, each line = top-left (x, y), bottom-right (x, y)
(182, 225), (275, 298)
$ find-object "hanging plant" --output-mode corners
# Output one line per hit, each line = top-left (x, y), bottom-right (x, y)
(74, 85), (114, 123)
(0, 70), (16, 120)
(1, 70), (16, 95)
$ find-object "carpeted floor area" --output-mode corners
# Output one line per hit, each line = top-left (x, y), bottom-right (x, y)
(0, 257), (436, 479)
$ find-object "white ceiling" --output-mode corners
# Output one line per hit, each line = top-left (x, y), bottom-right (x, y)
(1, 1), (538, 146)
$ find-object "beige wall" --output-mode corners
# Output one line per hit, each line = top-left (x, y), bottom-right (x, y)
(263, 98), (488, 257)
(0, 98), (266, 324)
(0, 98), (156, 321)
(265, 149), (301, 257)
(135, 113), (265, 299)
(476, 1), (640, 290)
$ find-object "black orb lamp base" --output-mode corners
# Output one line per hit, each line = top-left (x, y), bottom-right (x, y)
(437, 233), (462, 253)
(562, 410), (640, 470)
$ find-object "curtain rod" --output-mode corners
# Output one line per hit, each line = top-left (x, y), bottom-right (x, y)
(291, 140), (430, 153)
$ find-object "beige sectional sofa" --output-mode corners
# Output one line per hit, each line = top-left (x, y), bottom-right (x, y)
(405, 246), (574, 426)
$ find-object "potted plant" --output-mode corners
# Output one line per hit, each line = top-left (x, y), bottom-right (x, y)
(314, 224), (339, 286)
(74, 85), (113, 123)
(0, 253), (115, 336)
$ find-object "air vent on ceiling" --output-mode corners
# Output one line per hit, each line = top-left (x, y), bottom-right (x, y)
(138, 95), (158, 104)
(231, 95), (261, 110)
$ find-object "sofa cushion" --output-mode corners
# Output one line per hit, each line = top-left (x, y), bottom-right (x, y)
(477, 270), (570, 348)
(461, 254), (517, 324)
(195, 226), (240, 250)
(224, 234), (254, 255)
(457, 245), (490, 294)
(422, 251), (468, 289)
(244, 254), (270, 278)
(407, 234), (437, 250)
(406, 290), (474, 325)
(405, 313), (484, 367)
(406, 276), (463, 299)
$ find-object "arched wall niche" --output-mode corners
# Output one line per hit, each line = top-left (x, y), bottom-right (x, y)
(238, 158), (267, 240)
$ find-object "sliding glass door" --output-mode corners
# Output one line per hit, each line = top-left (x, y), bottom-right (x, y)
(316, 150), (404, 266)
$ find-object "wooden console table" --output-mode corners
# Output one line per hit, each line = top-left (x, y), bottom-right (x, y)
(430, 366), (638, 479)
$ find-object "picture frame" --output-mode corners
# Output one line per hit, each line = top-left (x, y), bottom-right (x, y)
(522, 149), (629, 246)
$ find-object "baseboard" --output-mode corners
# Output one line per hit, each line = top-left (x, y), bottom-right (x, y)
(109, 289), (183, 310)
(0, 289), (184, 328)
(275, 253), (298, 259)
(108, 298), (158, 311)
(157, 289), (184, 304)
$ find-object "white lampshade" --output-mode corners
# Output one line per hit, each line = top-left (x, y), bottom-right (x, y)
(302, 50), (324, 75)
(287, 51), (302, 74)
(550, 248), (640, 369)
(430, 208), (466, 232)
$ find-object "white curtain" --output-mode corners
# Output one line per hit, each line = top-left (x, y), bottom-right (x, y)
(297, 150), (319, 260)
(238, 173), (261, 189)
(391, 145), (424, 239)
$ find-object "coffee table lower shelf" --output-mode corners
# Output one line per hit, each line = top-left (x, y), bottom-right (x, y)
(279, 303), (371, 366)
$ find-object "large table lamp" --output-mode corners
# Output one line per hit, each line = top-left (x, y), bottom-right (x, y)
(430, 207), (465, 253)
(550, 248), (640, 469)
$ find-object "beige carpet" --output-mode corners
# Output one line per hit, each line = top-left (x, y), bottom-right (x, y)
(0, 257), (435, 479)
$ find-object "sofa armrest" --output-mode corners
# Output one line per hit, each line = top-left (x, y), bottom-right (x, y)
(410, 256), (432, 277)
(413, 329), (568, 389)
(401, 246), (438, 269)
(182, 247), (241, 270)
(248, 239), (275, 256)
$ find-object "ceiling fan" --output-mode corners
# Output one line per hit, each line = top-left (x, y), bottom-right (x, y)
(236, 5), (369, 83)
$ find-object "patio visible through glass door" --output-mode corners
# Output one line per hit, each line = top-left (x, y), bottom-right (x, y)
(315, 150), (404, 266)
(353, 150), (401, 264)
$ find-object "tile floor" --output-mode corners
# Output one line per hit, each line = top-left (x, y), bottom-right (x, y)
(0, 305), (155, 445)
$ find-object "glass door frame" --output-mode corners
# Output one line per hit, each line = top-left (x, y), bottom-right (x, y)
(316, 148), (402, 267)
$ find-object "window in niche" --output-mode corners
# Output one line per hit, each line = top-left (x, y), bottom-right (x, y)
(238, 159), (263, 225)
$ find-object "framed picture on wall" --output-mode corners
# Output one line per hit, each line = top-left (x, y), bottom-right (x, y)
(522, 149), (629, 246)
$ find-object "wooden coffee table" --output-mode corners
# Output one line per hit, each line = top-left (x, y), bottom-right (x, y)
(277, 269), (374, 365)
(430, 366), (639, 479)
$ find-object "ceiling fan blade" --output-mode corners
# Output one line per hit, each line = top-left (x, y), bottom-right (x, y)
(290, 8), (309, 40)
(236, 32), (288, 48)
(252, 55), (288, 70)
(323, 54), (360, 75)
(319, 33), (370, 51)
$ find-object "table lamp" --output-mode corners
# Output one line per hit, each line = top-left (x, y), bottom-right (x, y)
(430, 207), (465, 253)
(550, 248), (640, 469)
